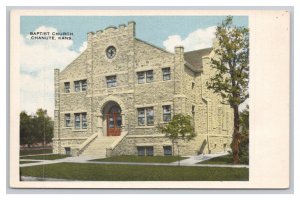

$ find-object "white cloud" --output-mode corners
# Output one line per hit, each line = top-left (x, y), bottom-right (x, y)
(79, 41), (87, 53)
(20, 26), (87, 117)
(163, 26), (216, 52)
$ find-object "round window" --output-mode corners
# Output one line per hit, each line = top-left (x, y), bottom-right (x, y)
(106, 46), (117, 59)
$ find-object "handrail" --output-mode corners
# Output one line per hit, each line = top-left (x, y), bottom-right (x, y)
(77, 133), (98, 155)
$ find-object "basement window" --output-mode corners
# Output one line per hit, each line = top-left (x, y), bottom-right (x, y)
(137, 146), (154, 156)
(163, 146), (172, 156)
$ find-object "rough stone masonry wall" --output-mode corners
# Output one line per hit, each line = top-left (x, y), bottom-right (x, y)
(200, 54), (233, 154)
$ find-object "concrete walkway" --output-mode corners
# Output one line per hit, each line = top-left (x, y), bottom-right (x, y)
(20, 153), (248, 168)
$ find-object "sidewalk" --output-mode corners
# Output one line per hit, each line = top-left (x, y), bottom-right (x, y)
(20, 153), (248, 168)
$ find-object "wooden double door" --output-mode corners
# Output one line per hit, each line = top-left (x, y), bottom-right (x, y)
(106, 106), (122, 136)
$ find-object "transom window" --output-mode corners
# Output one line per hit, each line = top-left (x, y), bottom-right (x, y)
(138, 107), (154, 126)
(137, 70), (153, 84)
(74, 80), (87, 92)
(137, 146), (154, 156)
(74, 113), (87, 129)
(162, 67), (171, 81)
(106, 75), (117, 88)
(64, 82), (70, 93)
(162, 105), (171, 122)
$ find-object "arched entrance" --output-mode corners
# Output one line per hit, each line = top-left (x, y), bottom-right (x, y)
(102, 101), (122, 136)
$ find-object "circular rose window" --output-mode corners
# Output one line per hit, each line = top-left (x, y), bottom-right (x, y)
(106, 46), (117, 59)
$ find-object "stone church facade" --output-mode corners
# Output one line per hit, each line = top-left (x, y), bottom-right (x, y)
(53, 21), (233, 157)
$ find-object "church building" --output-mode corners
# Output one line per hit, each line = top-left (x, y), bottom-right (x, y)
(53, 21), (233, 157)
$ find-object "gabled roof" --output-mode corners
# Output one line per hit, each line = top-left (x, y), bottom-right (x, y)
(184, 48), (212, 72)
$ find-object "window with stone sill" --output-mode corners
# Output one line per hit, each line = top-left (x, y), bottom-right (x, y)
(65, 113), (71, 127)
(163, 146), (172, 156)
(74, 112), (87, 129)
(106, 75), (117, 88)
(162, 105), (171, 122)
(64, 82), (70, 93)
(82, 113), (87, 129)
(137, 70), (153, 84)
(74, 80), (87, 92)
(137, 146), (154, 156)
(137, 107), (154, 126)
(162, 67), (171, 81)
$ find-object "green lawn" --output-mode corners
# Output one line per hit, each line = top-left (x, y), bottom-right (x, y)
(20, 161), (40, 164)
(20, 149), (53, 156)
(91, 155), (187, 163)
(20, 162), (249, 181)
(21, 154), (70, 160)
(198, 155), (248, 165)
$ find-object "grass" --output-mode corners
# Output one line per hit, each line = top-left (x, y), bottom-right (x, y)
(198, 154), (248, 165)
(91, 155), (187, 163)
(20, 149), (53, 156)
(21, 154), (70, 160)
(20, 161), (40, 164)
(20, 162), (249, 181)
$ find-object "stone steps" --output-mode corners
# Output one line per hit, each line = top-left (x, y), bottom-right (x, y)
(79, 136), (120, 157)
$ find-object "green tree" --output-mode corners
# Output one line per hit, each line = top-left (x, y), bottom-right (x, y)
(239, 105), (249, 164)
(207, 16), (249, 164)
(158, 114), (196, 165)
(20, 109), (54, 147)
(32, 109), (54, 146)
(20, 111), (34, 147)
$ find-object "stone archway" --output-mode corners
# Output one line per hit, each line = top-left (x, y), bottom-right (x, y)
(97, 96), (126, 136)
(102, 101), (122, 136)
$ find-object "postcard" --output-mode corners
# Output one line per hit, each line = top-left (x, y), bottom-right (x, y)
(9, 9), (290, 189)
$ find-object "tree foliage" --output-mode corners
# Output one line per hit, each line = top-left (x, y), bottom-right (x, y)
(239, 106), (249, 164)
(20, 109), (54, 147)
(158, 114), (196, 157)
(207, 16), (249, 164)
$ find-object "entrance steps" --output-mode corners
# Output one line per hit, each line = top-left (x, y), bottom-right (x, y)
(79, 135), (120, 158)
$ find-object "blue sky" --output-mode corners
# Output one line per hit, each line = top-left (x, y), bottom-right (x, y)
(21, 16), (248, 51)
(20, 16), (248, 117)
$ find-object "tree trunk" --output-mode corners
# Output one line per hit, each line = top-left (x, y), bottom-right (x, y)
(232, 105), (241, 164)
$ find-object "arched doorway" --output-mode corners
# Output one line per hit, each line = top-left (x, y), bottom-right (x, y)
(102, 101), (122, 136)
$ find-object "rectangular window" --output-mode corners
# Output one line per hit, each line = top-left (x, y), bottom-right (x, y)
(146, 107), (154, 126)
(137, 70), (153, 84)
(137, 146), (154, 156)
(163, 146), (172, 156)
(138, 108), (145, 126)
(65, 114), (71, 127)
(146, 146), (154, 156)
(74, 81), (80, 92)
(65, 147), (71, 155)
(106, 76), (117, 88)
(146, 70), (153, 83)
(162, 105), (171, 122)
(81, 80), (87, 91)
(74, 113), (81, 129)
(162, 67), (171, 81)
(137, 72), (145, 84)
(64, 82), (70, 93)
(74, 80), (87, 92)
(137, 146), (145, 156)
(82, 113), (87, 129)
(74, 113), (87, 129)
(137, 107), (154, 126)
